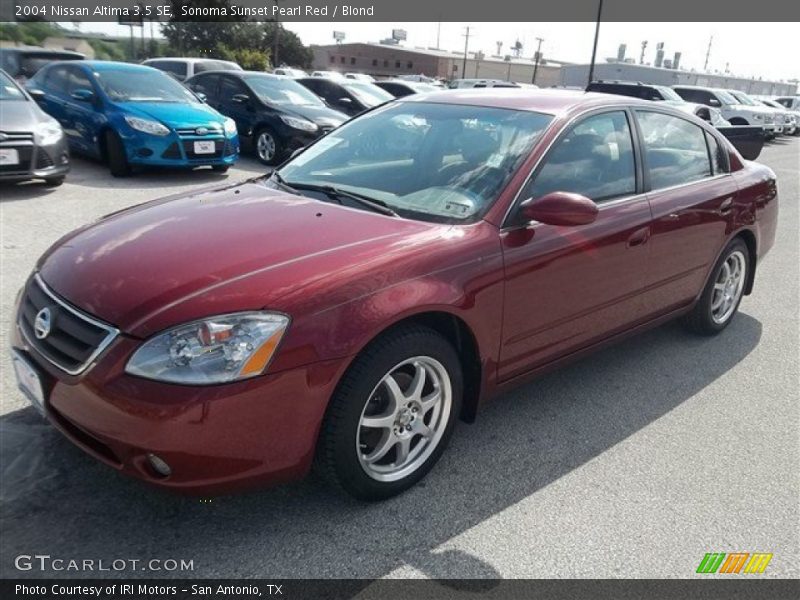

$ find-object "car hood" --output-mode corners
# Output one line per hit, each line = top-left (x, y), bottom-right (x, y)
(0, 100), (47, 130)
(284, 104), (348, 127)
(37, 181), (437, 338)
(114, 101), (225, 130)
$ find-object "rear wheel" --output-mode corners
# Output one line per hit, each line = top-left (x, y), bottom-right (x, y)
(105, 130), (130, 177)
(683, 239), (749, 335)
(316, 326), (463, 501)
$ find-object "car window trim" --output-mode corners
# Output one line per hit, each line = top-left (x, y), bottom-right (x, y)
(500, 105), (644, 230)
(631, 107), (729, 193)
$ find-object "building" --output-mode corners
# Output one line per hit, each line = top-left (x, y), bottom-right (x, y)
(561, 61), (796, 96)
(311, 42), (569, 85)
(41, 37), (96, 59)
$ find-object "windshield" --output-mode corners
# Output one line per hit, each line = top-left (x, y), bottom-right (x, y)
(0, 71), (26, 100)
(96, 68), (200, 103)
(656, 86), (683, 102)
(716, 90), (739, 105)
(277, 102), (552, 223)
(731, 92), (758, 106)
(342, 81), (394, 106)
(243, 75), (323, 106)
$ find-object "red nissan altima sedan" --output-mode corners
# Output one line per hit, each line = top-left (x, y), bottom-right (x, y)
(11, 90), (778, 500)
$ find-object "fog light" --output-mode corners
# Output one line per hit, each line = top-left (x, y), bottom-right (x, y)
(137, 148), (154, 157)
(147, 453), (172, 477)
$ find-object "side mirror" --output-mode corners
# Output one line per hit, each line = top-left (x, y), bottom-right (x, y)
(27, 88), (46, 102)
(70, 88), (94, 102)
(232, 93), (250, 104)
(520, 191), (598, 226)
(709, 98), (721, 107)
(195, 92), (208, 103)
(290, 147), (304, 159)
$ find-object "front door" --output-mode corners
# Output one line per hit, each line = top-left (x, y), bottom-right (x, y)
(499, 109), (653, 381)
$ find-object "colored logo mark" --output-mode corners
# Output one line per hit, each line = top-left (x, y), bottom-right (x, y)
(696, 552), (773, 574)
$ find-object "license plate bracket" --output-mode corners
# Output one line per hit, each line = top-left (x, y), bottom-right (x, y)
(193, 141), (215, 155)
(11, 350), (47, 416)
(0, 148), (20, 166)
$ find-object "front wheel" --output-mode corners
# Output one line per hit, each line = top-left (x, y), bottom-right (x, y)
(105, 130), (131, 177)
(43, 176), (64, 187)
(316, 326), (463, 501)
(683, 239), (749, 335)
(254, 127), (283, 166)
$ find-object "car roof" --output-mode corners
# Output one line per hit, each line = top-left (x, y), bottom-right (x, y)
(0, 46), (84, 58)
(145, 57), (235, 64)
(401, 88), (654, 116)
(73, 61), (161, 73)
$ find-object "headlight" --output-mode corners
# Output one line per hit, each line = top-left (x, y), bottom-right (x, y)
(753, 114), (764, 121)
(280, 115), (318, 132)
(223, 118), (237, 136)
(34, 119), (63, 145)
(124, 116), (170, 136)
(125, 312), (290, 384)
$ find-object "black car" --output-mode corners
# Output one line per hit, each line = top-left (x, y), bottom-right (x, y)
(586, 80), (686, 102)
(0, 47), (84, 82)
(187, 71), (348, 165)
(374, 79), (439, 98)
(296, 77), (394, 117)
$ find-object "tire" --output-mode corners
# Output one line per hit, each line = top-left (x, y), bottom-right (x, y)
(683, 238), (750, 335)
(253, 127), (283, 166)
(43, 176), (64, 187)
(105, 130), (131, 177)
(316, 326), (463, 501)
(212, 165), (230, 173)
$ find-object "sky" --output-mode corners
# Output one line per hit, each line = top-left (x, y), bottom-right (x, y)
(66, 21), (800, 83)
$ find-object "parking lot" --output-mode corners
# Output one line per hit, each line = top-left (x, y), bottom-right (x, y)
(0, 138), (798, 579)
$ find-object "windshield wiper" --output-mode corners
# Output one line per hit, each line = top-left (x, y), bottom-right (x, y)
(281, 180), (399, 217)
(269, 170), (298, 193)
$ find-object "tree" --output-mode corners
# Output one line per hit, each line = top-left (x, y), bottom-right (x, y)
(262, 22), (312, 69)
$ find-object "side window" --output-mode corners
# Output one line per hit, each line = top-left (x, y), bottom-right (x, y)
(636, 111), (712, 189)
(44, 66), (70, 93)
(66, 66), (92, 95)
(219, 76), (245, 101)
(523, 111), (636, 203)
(705, 131), (729, 175)
(191, 74), (220, 100)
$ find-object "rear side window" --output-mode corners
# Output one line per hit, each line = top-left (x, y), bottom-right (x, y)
(674, 88), (716, 106)
(148, 60), (188, 79)
(636, 111), (712, 189)
(190, 73), (220, 100)
(524, 110), (636, 203)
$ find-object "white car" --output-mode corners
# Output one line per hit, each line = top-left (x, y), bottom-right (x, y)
(726, 89), (785, 135)
(760, 99), (798, 135)
(673, 85), (778, 137)
(142, 58), (242, 82)
(310, 70), (347, 81)
(272, 67), (307, 78)
(448, 79), (520, 89)
(775, 96), (800, 111)
(345, 73), (375, 82)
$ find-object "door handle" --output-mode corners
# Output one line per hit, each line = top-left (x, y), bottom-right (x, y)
(627, 227), (650, 248)
(719, 197), (734, 215)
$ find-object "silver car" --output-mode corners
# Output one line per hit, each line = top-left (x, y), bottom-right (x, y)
(0, 69), (69, 186)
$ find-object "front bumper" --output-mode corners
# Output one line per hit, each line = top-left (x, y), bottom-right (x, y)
(0, 133), (70, 183)
(11, 312), (347, 495)
(119, 128), (240, 168)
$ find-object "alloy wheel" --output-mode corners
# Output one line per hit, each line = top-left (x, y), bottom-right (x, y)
(711, 250), (746, 324)
(257, 132), (276, 163)
(356, 356), (452, 482)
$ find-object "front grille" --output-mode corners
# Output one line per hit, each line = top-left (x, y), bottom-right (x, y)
(764, 115), (774, 124)
(0, 131), (34, 142)
(176, 127), (222, 137)
(18, 275), (118, 375)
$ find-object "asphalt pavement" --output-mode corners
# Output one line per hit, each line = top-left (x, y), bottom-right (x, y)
(0, 140), (797, 580)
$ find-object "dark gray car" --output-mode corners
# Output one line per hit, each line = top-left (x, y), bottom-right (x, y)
(0, 69), (69, 185)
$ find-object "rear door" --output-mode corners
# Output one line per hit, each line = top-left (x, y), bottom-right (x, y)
(62, 65), (99, 156)
(38, 65), (71, 137)
(498, 109), (653, 380)
(634, 109), (735, 317)
(218, 75), (256, 139)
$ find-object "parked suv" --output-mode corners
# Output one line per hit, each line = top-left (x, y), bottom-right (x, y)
(142, 58), (242, 82)
(587, 80), (685, 101)
(187, 71), (347, 165)
(775, 96), (800, 111)
(672, 85), (777, 137)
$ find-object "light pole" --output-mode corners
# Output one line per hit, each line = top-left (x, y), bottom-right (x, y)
(462, 26), (471, 79)
(531, 37), (544, 85)
(587, 0), (603, 87)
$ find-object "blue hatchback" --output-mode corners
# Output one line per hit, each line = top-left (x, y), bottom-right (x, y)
(26, 61), (239, 176)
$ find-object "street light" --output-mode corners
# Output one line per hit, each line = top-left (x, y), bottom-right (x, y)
(587, 0), (604, 87)
(531, 37), (544, 85)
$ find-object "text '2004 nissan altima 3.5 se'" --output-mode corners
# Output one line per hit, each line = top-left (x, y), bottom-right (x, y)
(11, 90), (778, 500)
